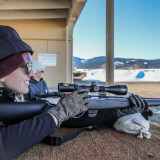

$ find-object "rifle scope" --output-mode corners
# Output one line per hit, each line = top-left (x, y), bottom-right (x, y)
(58, 82), (128, 95)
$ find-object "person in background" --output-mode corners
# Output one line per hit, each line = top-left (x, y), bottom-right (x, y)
(25, 60), (48, 101)
(0, 25), (88, 160)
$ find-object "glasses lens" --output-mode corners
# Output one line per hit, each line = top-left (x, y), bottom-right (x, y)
(21, 63), (32, 75)
(21, 52), (32, 64)
(26, 63), (32, 74)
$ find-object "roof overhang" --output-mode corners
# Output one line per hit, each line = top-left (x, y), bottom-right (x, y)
(0, 0), (87, 26)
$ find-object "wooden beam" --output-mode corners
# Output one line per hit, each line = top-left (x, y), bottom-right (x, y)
(0, 10), (67, 20)
(0, 0), (71, 10)
(65, 22), (74, 83)
(66, 0), (87, 25)
(106, 0), (114, 86)
(65, 0), (87, 82)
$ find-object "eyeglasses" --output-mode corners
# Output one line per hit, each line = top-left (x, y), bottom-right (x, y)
(21, 63), (33, 75)
(21, 52), (32, 64)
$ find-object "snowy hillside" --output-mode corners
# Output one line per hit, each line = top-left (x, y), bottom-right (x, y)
(73, 56), (160, 69)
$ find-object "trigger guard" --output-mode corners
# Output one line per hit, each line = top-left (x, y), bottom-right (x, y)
(73, 111), (85, 119)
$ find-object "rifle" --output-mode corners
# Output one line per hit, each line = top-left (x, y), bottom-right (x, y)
(35, 82), (127, 98)
(57, 82), (160, 109)
(0, 82), (160, 124)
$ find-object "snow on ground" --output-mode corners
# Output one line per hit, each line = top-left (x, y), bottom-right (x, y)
(76, 69), (160, 82)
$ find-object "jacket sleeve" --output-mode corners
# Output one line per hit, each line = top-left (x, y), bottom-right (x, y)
(0, 112), (57, 160)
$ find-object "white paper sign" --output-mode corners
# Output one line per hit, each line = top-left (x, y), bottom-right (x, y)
(38, 53), (57, 66)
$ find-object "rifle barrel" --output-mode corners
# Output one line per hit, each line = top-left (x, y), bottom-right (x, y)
(88, 97), (160, 110)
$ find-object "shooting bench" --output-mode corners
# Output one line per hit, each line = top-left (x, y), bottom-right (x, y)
(14, 123), (160, 160)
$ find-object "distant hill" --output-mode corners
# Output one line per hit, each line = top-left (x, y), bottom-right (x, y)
(73, 56), (160, 69)
(73, 56), (106, 69)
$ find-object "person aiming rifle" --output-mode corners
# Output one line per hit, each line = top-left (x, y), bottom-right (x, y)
(0, 25), (88, 160)
(0, 25), (152, 160)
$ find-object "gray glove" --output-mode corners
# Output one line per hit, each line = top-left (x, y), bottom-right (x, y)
(48, 89), (89, 127)
(116, 93), (149, 118)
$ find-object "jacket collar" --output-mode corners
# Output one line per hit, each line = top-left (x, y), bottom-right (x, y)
(30, 78), (43, 83)
(0, 87), (16, 102)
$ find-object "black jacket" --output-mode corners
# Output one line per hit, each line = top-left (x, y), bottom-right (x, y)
(0, 87), (56, 160)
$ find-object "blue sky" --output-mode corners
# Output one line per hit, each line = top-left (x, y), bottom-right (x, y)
(73, 0), (160, 60)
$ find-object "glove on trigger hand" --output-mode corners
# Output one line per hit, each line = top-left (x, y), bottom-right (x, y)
(116, 93), (151, 119)
(129, 94), (153, 119)
(48, 89), (89, 127)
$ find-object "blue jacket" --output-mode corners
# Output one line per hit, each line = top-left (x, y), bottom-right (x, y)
(0, 87), (56, 160)
(25, 78), (48, 101)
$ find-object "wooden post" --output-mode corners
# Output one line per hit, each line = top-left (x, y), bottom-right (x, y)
(106, 0), (114, 86)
